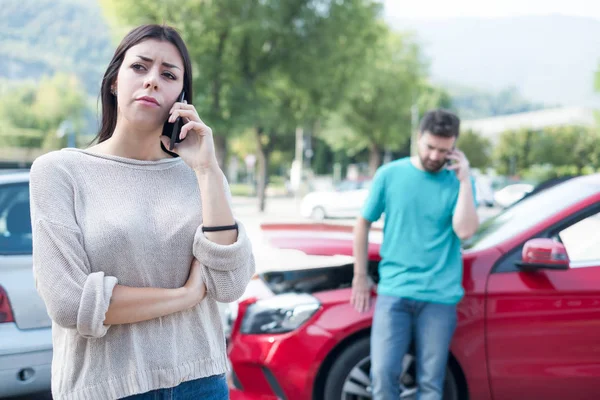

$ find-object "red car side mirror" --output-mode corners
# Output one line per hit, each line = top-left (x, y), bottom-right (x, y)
(517, 238), (570, 271)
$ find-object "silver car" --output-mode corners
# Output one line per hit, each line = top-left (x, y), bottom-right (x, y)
(0, 171), (52, 398)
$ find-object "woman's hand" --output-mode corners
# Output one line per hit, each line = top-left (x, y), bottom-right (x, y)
(160, 100), (219, 173)
(183, 258), (207, 307)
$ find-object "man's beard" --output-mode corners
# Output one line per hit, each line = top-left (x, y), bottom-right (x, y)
(419, 155), (446, 172)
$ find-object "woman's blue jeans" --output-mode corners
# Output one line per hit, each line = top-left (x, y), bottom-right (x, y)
(121, 373), (228, 400)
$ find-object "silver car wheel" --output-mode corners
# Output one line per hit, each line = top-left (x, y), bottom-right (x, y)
(341, 354), (417, 400)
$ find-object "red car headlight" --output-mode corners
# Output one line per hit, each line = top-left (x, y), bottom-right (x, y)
(240, 293), (320, 334)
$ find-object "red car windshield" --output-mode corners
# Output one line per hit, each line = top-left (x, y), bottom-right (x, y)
(463, 178), (599, 251)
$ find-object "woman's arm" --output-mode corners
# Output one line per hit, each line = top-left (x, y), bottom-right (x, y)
(191, 169), (255, 304)
(161, 102), (255, 303)
(104, 286), (189, 325)
(104, 259), (205, 325)
(195, 167), (237, 245)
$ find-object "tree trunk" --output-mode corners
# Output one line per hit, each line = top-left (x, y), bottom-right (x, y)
(213, 135), (227, 172)
(210, 28), (229, 173)
(254, 128), (269, 212)
(368, 144), (382, 176)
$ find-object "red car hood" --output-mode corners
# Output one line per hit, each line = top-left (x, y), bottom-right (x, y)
(258, 223), (381, 295)
(260, 222), (382, 260)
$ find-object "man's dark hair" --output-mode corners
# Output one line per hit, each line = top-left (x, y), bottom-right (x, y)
(419, 109), (460, 138)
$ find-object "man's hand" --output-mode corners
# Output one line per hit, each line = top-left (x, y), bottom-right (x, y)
(446, 149), (470, 182)
(351, 274), (373, 313)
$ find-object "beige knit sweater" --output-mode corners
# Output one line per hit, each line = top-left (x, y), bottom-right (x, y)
(29, 148), (255, 400)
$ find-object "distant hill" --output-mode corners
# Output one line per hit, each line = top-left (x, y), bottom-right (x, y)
(445, 84), (551, 120)
(0, 0), (113, 95)
(387, 15), (600, 108)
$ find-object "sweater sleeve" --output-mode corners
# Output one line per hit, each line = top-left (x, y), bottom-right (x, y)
(29, 154), (118, 338)
(192, 174), (255, 303)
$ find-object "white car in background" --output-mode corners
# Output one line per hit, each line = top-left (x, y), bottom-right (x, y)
(493, 183), (534, 208)
(474, 177), (495, 208)
(300, 179), (371, 220)
(0, 171), (53, 398)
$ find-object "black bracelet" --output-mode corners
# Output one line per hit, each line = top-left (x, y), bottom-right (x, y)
(202, 223), (238, 232)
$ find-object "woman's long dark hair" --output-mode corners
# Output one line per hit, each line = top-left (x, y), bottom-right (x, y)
(93, 24), (193, 156)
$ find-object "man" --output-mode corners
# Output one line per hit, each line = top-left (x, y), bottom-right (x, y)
(351, 109), (479, 400)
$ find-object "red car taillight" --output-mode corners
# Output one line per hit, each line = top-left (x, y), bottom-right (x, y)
(0, 286), (15, 323)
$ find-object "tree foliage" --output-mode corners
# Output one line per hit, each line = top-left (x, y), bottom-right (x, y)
(100, 0), (384, 210)
(457, 130), (492, 170)
(494, 126), (600, 176)
(320, 29), (428, 175)
(0, 73), (88, 149)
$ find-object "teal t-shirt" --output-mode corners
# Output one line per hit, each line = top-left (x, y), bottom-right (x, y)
(361, 157), (476, 304)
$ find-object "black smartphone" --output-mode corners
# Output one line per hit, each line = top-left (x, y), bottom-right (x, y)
(163, 91), (186, 151)
(445, 147), (457, 167)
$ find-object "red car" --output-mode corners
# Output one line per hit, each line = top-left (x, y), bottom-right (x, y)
(228, 174), (600, 400)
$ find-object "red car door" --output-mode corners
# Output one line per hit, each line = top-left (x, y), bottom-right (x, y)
(486, 207), (600, 400)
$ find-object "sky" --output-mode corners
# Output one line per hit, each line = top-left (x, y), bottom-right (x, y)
(383, 0), (600, 20)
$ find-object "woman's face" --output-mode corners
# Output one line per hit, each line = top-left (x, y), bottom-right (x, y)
(114, 39), (185, 131)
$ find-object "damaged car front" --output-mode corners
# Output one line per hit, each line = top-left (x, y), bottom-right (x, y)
(225, 223), (381, 400)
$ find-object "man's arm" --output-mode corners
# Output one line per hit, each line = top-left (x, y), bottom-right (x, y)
(353, 217), (371, 278)
(352, 217), (373, 313)
(452, 179), (479, 240)
(447, 149), (479, 240)
(351, 167), (385, 312)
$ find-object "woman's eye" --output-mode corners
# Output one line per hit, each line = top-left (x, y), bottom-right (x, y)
(132, 63), (146, 71)
(163, 72), (176, 80)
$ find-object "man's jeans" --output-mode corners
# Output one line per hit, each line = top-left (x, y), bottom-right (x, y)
(371, 295), (457, 400)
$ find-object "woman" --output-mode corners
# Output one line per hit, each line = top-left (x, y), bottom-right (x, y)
(29, 24), (255, 400)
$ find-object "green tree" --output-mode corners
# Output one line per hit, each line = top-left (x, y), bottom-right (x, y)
(0, 73), (87, 151)
(495, 125), (600, 177)
(416, 84), (453, 113)
(99, 0), (383, 212)
(493, 128), (535, 176)
(321, 29), (428, 176)
(99, 0), (248, 168)
(253, 1), (383, 209)
(457, 130), (492, 170)
(530, 125), (597, 173)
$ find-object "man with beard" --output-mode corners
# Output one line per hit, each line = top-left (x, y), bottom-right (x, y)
(351, 109), (479, 400)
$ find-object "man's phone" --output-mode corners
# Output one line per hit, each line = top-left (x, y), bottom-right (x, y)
(445, 147), (457, 167)
(164, 91), (186, 151)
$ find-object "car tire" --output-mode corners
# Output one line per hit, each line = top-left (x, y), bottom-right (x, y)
(311, 206), (326, 221)
(323, 336), (461, 400)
